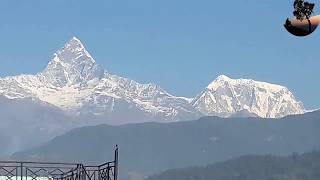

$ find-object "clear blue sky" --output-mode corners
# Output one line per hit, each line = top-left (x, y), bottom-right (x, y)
(0, 0), (319, 109)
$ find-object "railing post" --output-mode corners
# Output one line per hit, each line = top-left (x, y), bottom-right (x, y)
(20, 162), (23, 180)
(98, 166), (101, 180)
(106, 164), (109, 180)
(114, 145), (118, 180)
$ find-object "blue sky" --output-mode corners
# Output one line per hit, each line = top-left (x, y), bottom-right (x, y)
(0, 0), (319, 109)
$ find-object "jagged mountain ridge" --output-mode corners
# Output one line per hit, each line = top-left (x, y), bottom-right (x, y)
(192, 75), (305, 118)
(0, 37), (305, 122)
(0, 37), (199, 124)
(43, 37), (105, 87)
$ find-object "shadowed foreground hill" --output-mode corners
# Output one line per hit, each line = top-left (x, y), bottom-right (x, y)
(147, 151), (320, 180)
(12, 110), (320, 177)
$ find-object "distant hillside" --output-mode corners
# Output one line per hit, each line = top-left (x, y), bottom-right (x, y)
(147, 151), (320, 180)
(0, 96), (75, 157)
(12, 110), (320, 178)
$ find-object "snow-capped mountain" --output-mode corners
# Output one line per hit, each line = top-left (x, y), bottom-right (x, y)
(0, 37), (306, 123)
(192, 75), (305, 118)
(42, 37), (105, 88)
(0, 37), (308, 158)
(0, 37), (199, 124)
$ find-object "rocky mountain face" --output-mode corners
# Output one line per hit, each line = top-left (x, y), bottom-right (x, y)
(42, 37), (105, 88)
(0, 37), (199, 125)
(192, 75), (304, 118)
(0, 37), (305, 122)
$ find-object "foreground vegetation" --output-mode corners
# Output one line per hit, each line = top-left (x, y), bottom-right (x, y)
(147, 151), (320, 180)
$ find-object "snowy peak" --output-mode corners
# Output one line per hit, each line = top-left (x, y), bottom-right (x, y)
(49, 36), (95, 64)
(66, 37), (87, 52)
(42, 37), (104, 87)
(207, 75), (232, 90)
(193, 75), (305, 118)
(207, 75), (286, 92)
(215, 75), (232, 81)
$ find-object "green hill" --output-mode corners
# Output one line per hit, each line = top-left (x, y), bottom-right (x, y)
(147, 151), (320, 180)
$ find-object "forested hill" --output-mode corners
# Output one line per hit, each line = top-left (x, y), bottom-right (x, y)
(147, 151), (320, 180)
(13, 110), (320, 177)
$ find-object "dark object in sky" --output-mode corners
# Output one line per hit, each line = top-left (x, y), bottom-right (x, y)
(284, 17), (318, 36)
(284, 0), (318, 36)
(293, 0), (315, 21)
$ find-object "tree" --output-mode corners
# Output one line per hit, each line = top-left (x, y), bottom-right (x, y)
(293, 0), (315, 32)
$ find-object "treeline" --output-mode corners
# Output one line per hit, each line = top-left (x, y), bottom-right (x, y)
(147, 151), (320, 180)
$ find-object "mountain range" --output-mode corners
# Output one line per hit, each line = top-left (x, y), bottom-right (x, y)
(0, 37), (307, 157)
(0, 37), (305, 123)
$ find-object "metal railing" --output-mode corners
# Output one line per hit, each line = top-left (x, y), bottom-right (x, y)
(0, 147), (118, 180)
